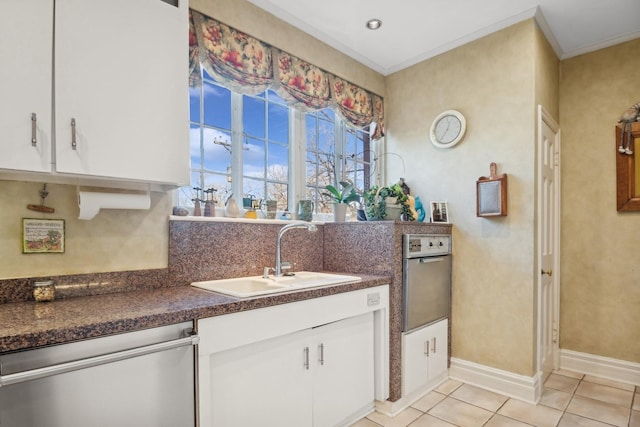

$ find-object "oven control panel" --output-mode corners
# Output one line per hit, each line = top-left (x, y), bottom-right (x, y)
(403, 234), (451, 258)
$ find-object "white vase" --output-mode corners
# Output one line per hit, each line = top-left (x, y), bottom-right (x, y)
(333, 203), (348, 222)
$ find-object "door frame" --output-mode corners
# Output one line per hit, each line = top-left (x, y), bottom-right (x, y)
(536, 105), (561, 376)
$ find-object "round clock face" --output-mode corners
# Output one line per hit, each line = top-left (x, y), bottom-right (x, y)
(430, 110), (466, 148)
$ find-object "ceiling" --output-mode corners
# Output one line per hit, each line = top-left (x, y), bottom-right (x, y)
(247, 0), (640, 76)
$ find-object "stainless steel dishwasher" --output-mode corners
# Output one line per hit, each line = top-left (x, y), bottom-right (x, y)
(403, 234), (452, 332)
(0, 321), (198, 427)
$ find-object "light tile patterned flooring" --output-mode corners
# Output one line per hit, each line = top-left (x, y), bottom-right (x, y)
(352, 370), (639, 427)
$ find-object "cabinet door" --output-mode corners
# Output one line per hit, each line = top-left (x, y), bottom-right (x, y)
(402, 323), (431, 396)
(313, 313), (375, 427)
(402, 319), (449, 397)
(205, 329), (313, 427)
(54, 0), (189, 185)
(427, 319), (448, 382)
(0, 0), (52, 173)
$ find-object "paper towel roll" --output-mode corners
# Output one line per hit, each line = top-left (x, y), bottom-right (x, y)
(78, 191), (151, 220)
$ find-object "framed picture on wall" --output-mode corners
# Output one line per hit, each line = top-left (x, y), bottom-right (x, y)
(22, 218), (65, 254)
(429, 201), (450, 223)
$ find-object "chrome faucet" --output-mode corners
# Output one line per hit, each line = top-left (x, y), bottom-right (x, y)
(274, 222), (317, 276)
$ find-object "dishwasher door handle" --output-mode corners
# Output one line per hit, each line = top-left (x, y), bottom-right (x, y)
(0, 331), (199, 387)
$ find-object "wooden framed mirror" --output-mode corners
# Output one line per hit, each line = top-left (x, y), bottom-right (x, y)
(616, 121), (640, 211)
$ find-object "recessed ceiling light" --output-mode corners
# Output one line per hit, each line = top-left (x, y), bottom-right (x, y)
(366, 19), (382, 30)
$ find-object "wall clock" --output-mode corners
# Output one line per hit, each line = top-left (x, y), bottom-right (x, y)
(430, 110), (466, 148)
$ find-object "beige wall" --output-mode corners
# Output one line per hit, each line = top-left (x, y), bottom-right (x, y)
(559, 38), (640, 363)
(0, 181), (172, 279)
(385, 20), (540, 376)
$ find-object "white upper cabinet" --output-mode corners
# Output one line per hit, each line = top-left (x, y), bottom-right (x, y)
(0, 0), (190, 189)
(0, 0), (53, 173)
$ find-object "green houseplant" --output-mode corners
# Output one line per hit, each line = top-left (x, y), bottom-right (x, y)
(363, 183), (412, 221)
(323, 181), (359, 221)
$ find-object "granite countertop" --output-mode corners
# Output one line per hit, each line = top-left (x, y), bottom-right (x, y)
(0, 273), (390, 353)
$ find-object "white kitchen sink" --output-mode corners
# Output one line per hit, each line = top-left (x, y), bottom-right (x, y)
(191, 271), (361, 298)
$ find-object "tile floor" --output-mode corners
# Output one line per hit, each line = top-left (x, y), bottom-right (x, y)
(352, 370), (639, 427)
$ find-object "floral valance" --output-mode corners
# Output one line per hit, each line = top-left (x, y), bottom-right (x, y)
(190, 10), (385, 139)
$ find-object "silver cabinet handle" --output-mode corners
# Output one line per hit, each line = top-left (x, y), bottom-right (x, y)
(31, 113), (37, 146)
(0, 332), (199, 387)
(303, 347), (310, 370)
(424, 340), (430, 357)
(71, 118), (77, 150)
(419, 258), (444, 264)
(318, 343), (324, 366)
(432, 337), (437, 353)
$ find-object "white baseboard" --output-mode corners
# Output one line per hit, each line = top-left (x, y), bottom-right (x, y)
(449, 358), (542, 404)
(373, 351), (640, 420)
(375, 372), (449, 417)
(560, 349), (640, 386)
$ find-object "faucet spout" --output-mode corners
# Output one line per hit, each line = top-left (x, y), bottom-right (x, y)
(274, 222), (317, 276)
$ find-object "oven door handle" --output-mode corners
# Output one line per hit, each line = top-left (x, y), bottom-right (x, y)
(0, 332), (199, 387)
(418, 257), (444, 264)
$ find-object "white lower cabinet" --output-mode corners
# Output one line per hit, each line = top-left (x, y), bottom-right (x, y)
(402, 318), (448, 397)
(312, 314), (374, 427)
(197, 286), (390, 427)
(207, 325), (313, 426)
(205, 313), (374, 427)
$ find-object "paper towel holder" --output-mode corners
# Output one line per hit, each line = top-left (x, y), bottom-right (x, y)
(77, 188), (151, 220)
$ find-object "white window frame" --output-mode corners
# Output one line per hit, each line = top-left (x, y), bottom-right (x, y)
(183, 78), (378, 217)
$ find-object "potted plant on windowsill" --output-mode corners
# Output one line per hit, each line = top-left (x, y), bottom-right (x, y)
(323, 181), (360, 222)
(363, 183), (411, 221)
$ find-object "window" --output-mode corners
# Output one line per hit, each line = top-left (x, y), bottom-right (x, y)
(305, 110), (371, 214)
(182, 69), (372, 217)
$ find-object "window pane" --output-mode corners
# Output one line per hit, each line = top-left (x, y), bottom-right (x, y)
(243, 137), (265, 179)
(345, 128), (358, 158)
(306, 151), (318, 185)
(243, 96), (265, 138)
(318, 118), (335, 154)
(319, 109), (335, 121)
(267, 90), (286, 105)
(189, 124), (202, 169)
(306, 115), (318, 151)
(266, 182), (288, 211)
(243, 178), (265, 200)
(268, 103), (289, 143)
(317, 152), (335, 187)
(202, 128), (231, 173)
(267, 142), (288, 181)
(203, 82), (231, 129)
(189, 86), (201, 123)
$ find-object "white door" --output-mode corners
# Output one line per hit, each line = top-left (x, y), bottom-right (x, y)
(0, 0), (52, 173)
(536, 105), (561, 379)
(313, 313), (374, 427)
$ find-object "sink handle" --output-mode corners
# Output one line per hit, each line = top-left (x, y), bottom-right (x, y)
(280, 261), (292, 272)
(263, 267), (273, 278)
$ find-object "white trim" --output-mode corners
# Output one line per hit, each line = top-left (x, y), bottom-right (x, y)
(449, 358), (541, 404)
(375, 373), (448, 418)
(560, 349), (640, 386)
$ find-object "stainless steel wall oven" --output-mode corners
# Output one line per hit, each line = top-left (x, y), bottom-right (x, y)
(402, 234), (452, 332)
